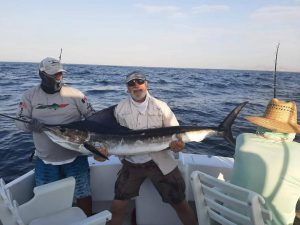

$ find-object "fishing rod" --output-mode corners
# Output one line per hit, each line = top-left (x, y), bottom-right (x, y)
(59, 48), (63, 62)
(0, 113), (108, 159)
(0, 113), (30, 123)
(0, 113), (35, 162)
(273, 43), (280, 98)
(0, 113), (58, 127)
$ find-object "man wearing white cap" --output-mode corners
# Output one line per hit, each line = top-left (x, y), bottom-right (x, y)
(15, 57), (101, 216)
(230, 98), (300, 225)
(109, 71), (197, 225)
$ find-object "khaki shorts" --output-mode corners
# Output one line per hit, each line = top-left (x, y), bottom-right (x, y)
(114, 160), (186, 204)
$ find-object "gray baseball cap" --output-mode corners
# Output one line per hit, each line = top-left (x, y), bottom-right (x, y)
(39, 57), (66, 75)
(126, 71), (146, 83)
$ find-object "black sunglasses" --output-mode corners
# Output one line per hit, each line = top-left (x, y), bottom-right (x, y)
(127, 79), (145, 87)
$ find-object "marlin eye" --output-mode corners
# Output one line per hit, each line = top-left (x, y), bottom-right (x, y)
(59, 128), (66, 133)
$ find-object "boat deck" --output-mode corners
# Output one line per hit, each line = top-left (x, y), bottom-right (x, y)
(2, 153), (300, 225)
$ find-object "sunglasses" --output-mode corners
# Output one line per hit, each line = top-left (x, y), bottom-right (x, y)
(127, 79), (145, 87)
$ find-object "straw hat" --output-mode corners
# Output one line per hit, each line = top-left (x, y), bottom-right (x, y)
(246, 98), (300, 133)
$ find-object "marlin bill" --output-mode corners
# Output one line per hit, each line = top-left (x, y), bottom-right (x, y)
(41, 102), (247, 157)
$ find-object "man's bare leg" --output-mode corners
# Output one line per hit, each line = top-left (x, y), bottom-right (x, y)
(77, 196), (92, 216)
(108, 199), (129, 225)
(171, 200), (198, 225)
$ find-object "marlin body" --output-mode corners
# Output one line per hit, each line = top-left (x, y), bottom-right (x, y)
(42, 102), (247, 157)
(0, 102), (247, 158)
(45, 125), (221, 156)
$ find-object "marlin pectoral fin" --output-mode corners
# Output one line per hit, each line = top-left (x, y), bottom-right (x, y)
(83, 142), (109, 160)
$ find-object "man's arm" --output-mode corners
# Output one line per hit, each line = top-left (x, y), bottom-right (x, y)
(75, 92), (96, 118)
(161, 102), (185, 152)
(15, 94), (33, 132)
(161, 102), (179, 127)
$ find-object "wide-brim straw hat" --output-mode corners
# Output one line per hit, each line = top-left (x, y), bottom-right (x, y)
(246, 98), (300, 133)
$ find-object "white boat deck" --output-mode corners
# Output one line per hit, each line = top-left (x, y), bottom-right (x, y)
(1, 153), (234, 225)
(2, 153), (299, 225)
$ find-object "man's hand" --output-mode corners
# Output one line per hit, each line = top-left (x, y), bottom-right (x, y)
(27, 118), (44, 133)
(94, 147), (109, 162)
(169, 135), (185, 152)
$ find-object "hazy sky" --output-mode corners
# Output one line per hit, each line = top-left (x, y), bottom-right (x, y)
(1, 0), (300, 72)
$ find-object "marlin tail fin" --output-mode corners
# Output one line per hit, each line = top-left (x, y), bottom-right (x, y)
(218, 102), (248, 146)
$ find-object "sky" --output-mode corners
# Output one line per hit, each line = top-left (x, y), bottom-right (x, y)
(1, 0), (300, 72)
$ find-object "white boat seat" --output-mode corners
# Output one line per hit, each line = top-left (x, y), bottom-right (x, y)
(0, 177), (111, 225)
(190, 171), (272, 225)
(29, 207), (111, 225)
(18, 177), (76, 223)
(28, 207), (86, 225)
(1, 178), (23, 225)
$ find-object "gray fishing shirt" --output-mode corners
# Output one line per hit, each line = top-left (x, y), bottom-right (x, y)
(15, 85), (95, 164)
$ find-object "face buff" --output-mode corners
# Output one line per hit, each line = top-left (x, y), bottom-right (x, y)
(39, 71), (63, 94)
(256, 126), (296, 142)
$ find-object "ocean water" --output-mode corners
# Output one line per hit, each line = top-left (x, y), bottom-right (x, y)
(0, 62), (299, 183)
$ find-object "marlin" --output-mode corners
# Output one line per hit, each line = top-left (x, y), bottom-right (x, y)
(0, 102), (247, 159)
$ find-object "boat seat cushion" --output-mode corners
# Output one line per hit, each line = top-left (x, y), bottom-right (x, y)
(29, 207), (86, 225)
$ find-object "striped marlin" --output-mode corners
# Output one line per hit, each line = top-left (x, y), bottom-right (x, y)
(0, 102), (247, 159)
(41, 102), (247, 158)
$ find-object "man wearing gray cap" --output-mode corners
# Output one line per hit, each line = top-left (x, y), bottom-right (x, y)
(15, 57), (104, 216)
(109, 71), (197, 225)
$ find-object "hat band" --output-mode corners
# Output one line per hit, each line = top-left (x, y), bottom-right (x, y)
(268, 103), (293, 113)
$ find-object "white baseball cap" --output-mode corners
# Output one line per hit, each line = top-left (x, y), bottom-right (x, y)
(39, 57), (66, 75)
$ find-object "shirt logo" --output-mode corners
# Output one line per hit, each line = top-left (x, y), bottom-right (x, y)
(81, 96), (88, 103)
(19, 102), (27, 109)
(36, 103), (69, 110)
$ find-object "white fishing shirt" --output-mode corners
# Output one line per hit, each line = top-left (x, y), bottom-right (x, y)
(15, 85), (95, 164)
(114, 93), (179, 175)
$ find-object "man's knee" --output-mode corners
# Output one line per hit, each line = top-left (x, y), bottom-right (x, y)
(111, 199), (129, 213)
(171, 200), (190, 211)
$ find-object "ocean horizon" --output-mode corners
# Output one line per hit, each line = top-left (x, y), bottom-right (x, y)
(2, 60), (300, 74)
